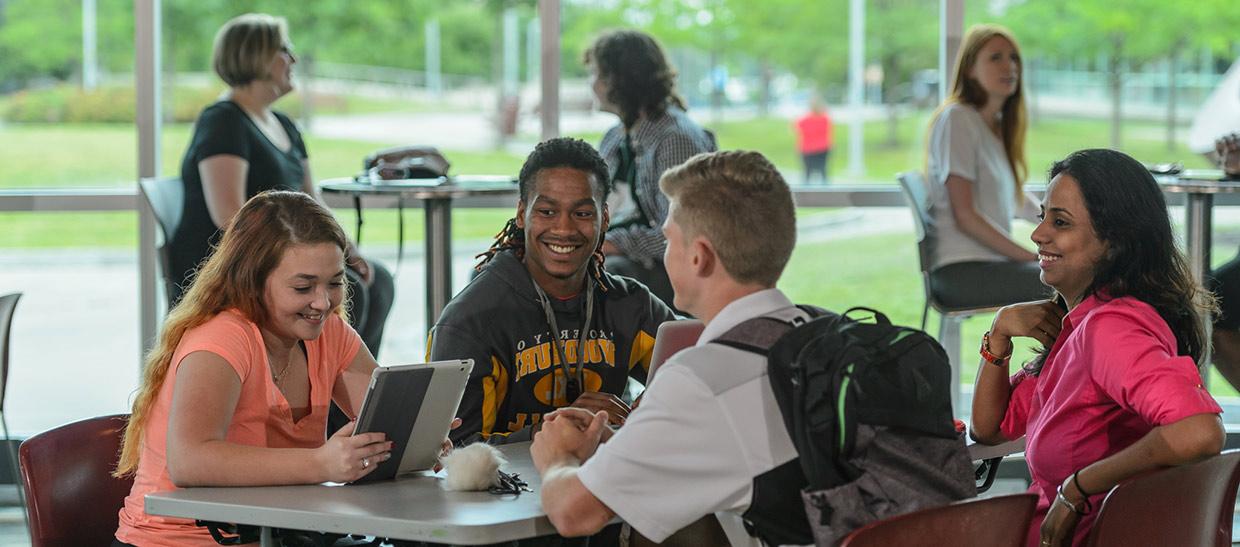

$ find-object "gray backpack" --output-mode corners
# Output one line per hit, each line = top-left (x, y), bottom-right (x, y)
(714, 306), (976, 546)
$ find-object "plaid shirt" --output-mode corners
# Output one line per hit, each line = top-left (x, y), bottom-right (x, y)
(599, 107), (717, 265)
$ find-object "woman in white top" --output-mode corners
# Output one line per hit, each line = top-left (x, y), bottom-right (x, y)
(925, 24), (1046, 309)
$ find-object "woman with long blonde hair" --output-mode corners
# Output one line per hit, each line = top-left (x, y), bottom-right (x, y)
(113, 191), (390, 546)
(924, 24), (1046, 310)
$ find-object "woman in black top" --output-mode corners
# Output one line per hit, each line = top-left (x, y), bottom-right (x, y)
(171, 13), (394, 354)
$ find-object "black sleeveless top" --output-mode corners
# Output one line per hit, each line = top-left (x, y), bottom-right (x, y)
(170, 101), (307, 302)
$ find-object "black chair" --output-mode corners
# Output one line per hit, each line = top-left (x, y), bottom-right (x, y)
(0, 293), (27, 528)
(139, 177), (184, 306)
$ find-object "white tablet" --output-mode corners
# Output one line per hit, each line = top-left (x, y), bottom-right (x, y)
(350, 359), (473, 483)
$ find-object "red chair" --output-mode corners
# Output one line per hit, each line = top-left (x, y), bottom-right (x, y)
(19, 414), (133, 547)
(1085, 450), (1240, 547)
(838, 493), (1037, 547)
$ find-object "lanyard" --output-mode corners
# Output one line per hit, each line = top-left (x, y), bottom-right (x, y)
(532, 276), (594, 404)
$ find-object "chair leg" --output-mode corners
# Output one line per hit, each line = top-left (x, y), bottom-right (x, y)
(937, 315), (964, 417)
(0, 413), (28, 531)
(920, 301), (930, 332)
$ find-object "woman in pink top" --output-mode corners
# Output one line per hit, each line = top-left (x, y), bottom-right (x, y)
(970, 149), (1225, 547)
(113, 191), (399, 546)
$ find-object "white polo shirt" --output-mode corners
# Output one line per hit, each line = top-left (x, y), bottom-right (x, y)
(576, 288), (802, 545)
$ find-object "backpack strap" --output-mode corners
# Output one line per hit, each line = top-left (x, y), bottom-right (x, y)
(710, 305), (821, 355)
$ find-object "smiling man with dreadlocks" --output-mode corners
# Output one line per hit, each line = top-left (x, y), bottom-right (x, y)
(429, 137), (676, 447)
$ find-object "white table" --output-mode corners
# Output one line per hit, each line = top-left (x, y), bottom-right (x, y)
(145, 442), (555, 546)
(320, 176), (519, 329)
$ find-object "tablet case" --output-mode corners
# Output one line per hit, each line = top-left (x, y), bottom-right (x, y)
(351, 360), (472, 483)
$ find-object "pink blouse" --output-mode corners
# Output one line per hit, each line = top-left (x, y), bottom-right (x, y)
(999, 294), (1220, 546)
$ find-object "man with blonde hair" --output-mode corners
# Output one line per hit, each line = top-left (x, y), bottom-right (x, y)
(530, 150), (815, 546)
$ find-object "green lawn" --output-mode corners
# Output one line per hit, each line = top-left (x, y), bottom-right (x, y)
(780, 232), (1240, 399)
(706, 111), (1212, 183)
(2, 112), (1234, 398)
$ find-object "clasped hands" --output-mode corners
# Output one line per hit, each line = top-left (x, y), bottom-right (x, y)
(530, 389), (629, 473)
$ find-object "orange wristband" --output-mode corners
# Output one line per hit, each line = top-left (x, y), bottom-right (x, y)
(980, 331), (1011, 367)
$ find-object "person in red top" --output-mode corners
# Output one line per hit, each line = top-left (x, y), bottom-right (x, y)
(794, 97), (833, 185)
(970, 149), (1224, 546)
(113, 191), (452, 547)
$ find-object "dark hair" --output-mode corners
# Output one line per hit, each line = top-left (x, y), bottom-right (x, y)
(1024, 149), (1214, 375)
(477, 138), (612, 289)
(583, 29), (688, 127)
(516, 137), (612, 202)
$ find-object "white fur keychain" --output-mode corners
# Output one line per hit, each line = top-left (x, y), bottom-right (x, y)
(441, 442), (506, 491)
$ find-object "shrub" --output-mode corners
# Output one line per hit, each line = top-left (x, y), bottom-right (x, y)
(1, 84), (327, 124)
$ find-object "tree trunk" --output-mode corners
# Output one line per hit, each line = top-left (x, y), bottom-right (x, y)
(300, 54), (315, 131)
(758, 58), (772, 118)
(1166, 42), (1184, 152)
(1108, 45), (1124, 149)
(492, 10), (506, 149)
(886, 103), (900, 147)
(884, 57), (899, 147)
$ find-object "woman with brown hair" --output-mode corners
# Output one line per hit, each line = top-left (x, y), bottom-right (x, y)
(584, 29), (716, 311)
(171, 13), (394, 355)
(113, 191), (392, 546)
(924, 24), (1046, 310)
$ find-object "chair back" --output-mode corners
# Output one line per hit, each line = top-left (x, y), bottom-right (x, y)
(0, 293), (19, 409)
(1086, 450), (1240, 547)
(139, 177), (184, 304)
(648, 319), (704, 381)
(20, 414), (133, 547)
(838, 493), (1036, 547)
(896, 171), (934, 276)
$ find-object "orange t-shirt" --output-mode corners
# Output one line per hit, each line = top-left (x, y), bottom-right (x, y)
(115, 309), (361, 547)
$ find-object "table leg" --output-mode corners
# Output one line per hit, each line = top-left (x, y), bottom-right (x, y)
(260, 526), (275, 547)
(425, 198), (453, 330)
(1185, 193), (1214, 373)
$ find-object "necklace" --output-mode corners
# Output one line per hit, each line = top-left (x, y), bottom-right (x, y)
(268, 341), (306, 385)
(270, 357), (292, 384)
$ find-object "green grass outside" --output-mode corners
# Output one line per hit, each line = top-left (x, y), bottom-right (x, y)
(2, 111), (1233, 398)
(4, 208), (1238, 398)
(707, 112), (1212, 184)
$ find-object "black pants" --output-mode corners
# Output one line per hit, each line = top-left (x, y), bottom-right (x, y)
(802, 150), (830, 185)
(345, 260), (395, 358)
(1211, 251), (1240, 329)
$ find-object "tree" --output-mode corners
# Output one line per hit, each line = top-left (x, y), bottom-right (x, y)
(1003, 1), (1146, 149)
(0, 0), (83, 86)
(867, 0), (937, 147)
